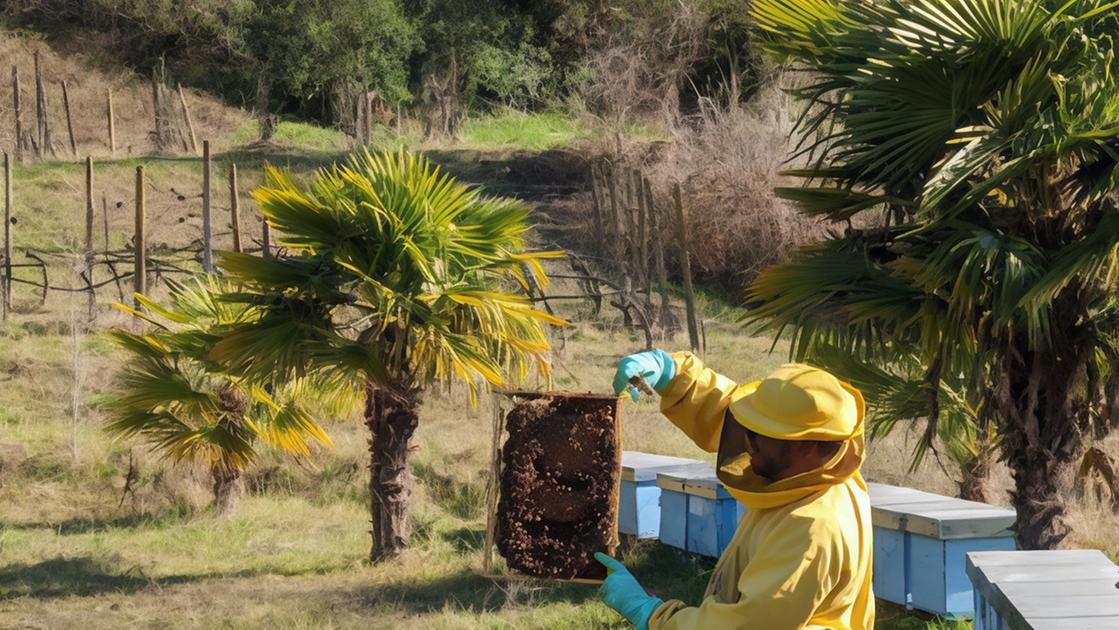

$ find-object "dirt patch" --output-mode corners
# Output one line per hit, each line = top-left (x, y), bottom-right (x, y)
(496, 393), (620, 580)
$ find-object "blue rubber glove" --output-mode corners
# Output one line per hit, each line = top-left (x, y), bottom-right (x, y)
(612, 349), (677, 401)
(595, 553), (663, 630)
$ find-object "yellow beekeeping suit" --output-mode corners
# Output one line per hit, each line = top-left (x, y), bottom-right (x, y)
(648, 353), (875, 630)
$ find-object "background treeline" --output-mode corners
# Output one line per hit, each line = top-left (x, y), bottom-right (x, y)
(3, 0), (760, 132)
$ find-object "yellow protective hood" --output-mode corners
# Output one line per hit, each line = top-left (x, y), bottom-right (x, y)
(728, 364), (865, 441)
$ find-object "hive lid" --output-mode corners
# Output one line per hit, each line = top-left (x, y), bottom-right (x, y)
(867, 482), (948, 507)
(966, 550), (1119, 629)
(869, 488), (1016, 539)
(655, 465), (733, 499)
(621, 451), (706, 481)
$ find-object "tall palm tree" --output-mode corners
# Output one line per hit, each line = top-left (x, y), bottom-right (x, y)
(103, 276), (333, 516)
(208, 149), (562, 561)
(744, 0), (1119, 549)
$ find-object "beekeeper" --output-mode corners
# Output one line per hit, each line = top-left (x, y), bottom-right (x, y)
(596, 349), (874, 630)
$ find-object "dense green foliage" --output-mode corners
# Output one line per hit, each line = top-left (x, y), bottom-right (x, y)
(4, 0), (759, 124)
(745, 0), (1119, 549)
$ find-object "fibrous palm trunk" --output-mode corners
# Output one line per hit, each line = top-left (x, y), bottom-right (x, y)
(958, 449), (991, 504)
(212, 466), (244, 517)
(365, 380), (420, 562)
(997, 327), (1093, 550)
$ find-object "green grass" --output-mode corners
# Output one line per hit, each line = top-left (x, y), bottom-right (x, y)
(230, 119), (349, 153)
(458, 111), (591, 151)
(0, 147), (962, 629)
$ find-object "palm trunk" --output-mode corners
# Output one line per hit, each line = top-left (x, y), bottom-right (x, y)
(212, 466), (244, 517)
(958, 449), (991, 503)
(365, 379), (420, 562)
(1010, 444), (1077, 549)
(997, 330), (1091, 550)
(959, 421), (996, 503)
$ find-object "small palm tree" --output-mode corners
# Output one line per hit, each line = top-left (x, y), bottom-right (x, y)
(103, 277), (333, 516)
(208, 149), (562, 560)
(745, 0), (1119, 548)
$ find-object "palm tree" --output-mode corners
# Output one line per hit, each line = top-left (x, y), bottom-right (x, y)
(744, 0), (1119, 549)
(804, 346), (998, 501)
(103, 276), (333, 516)
(207, 149), (562, 561)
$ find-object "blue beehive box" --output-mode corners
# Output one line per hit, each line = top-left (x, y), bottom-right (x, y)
(967, 550), (1119, 630)
(656, 467), (741, 557)
(619, 451), (706, 539)
(868, 482), (1017, 617)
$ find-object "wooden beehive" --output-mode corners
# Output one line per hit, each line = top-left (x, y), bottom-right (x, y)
(968, 549), (1119, 629)
(619, 451), (707, 539)
(484, 391), (622, 582)
(868, 482), (1017, 617)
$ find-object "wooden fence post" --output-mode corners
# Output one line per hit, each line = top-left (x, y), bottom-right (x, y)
(229, 163), (242, 253)
(101, 194), (110, 252)
(3, 153), (11, 320)
(673, 183), (700, 352)
(634, 168), (648, 293)
(134, 165), (146, 304)
(201, 140), (213, 272)
(62, 81), (77, 157)
(261, 217), (271, 258)
(33, 51), (53, 158)
(107, 89), (116, 156)
(645, 177), (671, 333)
(588, 164), (604, 245)
(12, 67), (23, 163)
(365, 91), (374, 143)
(85, 157), (94, 321)
(606, 165), (623, 246)
(624, 168), (638, 262)
(177, 84), (199, 154)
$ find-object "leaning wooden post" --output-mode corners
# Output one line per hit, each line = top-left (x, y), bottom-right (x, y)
(84, 157), (95, 321)
(62, 81), (77, 157)
(106, 89), (116, 156)
(177, 83), (199, 154)
(134, 165), (146, 306)
(229, 163), (242, 253)
(673, 183), (700, 352)
(201, 140), (213, 273)
(101, 194), (110, 253)
(3, 153), (12, 320)
(12, 67), (23, 163)
(646, 177), (670, 331)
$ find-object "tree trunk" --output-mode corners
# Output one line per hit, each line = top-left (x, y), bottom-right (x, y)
(212, 466), (244, 517)
(1010, 445), (1077, 549)
(996, 328), (1091, 550)
(365, 380), (420, 562)
(255, 76), (276, 143)
(957, 422), (993, 503)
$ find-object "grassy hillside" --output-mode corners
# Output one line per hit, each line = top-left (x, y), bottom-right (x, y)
(4, 24), (1119, 630)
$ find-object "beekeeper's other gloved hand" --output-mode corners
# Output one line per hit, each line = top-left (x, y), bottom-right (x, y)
(595, 553), (663, 630)
(612, 349), (676, 401)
